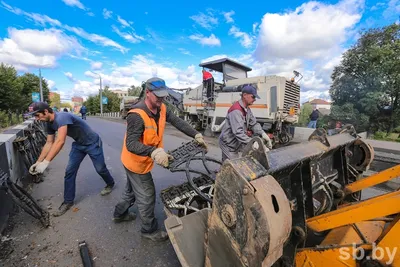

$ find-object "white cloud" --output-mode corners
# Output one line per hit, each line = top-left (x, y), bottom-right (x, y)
(64, 72), (77, 82)
(189, 34), (221, 46)
(64, 25), (128, 52)
(8, 27), (83, 56)
(1, 1), (62, 27)
(254, 0), (363, 61)
(201, 54), (228, 63)
(0, 27), (83, 71)
(383, 0), (400, 19)
(252, 23), (259, 33)
(61, 0), (86, 10)
(103, 8), (112, 19)
(91, 61), (103, 70)
(65, 55), (203, 97)
(222, 11), (235, 23)
(117, 15), (131, 28)
(190, 11), (218, 30)
(46, 79), (56, 89)
(87, 12), (94, 16)
(229, 26), (253, 48)
(111, 25), (144, 44)
(1, 2), (127, 53)
(178, 48), (192, 55)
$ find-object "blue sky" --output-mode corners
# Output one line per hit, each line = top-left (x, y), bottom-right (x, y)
(0, 0), (397, 103)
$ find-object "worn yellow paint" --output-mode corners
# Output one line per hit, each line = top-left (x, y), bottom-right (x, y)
(306, 191), (400, 232)
(344, 164), (400, 194)
(320, 221), (386, 246)
(296, 247), (357, 267)
(376, 215), (400, 266)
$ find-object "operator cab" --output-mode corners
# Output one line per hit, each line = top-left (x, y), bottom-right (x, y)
(199, 58), (252, 91)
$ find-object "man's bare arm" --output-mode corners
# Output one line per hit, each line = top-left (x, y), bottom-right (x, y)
(44, 125), (68, 162)
(37, 134), (55, 162)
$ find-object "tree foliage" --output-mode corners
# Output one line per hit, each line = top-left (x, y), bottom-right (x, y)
(0, 63), (50, 112)
(330, 23), (400, 132)
(83, 85), (121, 113)
(128, 85), (142, 96)
(49, 93), (61, 109)
(0, 63), (24, 111)
(297, 103), (313, 127)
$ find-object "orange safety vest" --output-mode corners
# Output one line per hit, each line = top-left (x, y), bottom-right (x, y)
(121, 104), (167, 174)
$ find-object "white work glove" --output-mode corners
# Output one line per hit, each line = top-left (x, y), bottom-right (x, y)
(30, 160), (50, 175)
(194, 133), (208, 151)
(29, 162), (40, 175)
(261, 132), (273, 150)
(151, 148), (174, 168)
(252, 141), (270, 152)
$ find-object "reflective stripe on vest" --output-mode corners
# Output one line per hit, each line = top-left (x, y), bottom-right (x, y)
(120, 104), (167, 174)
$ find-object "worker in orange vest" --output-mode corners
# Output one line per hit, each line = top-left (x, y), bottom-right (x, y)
(113, 77), (208, 242)
(202, 69), (214, 102)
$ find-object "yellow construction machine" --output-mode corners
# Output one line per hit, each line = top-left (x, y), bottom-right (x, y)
(161, 126), (400, 266)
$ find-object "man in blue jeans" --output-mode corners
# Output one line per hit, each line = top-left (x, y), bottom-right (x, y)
(308, 107), (319, 128)
(28, 102), (115, 217)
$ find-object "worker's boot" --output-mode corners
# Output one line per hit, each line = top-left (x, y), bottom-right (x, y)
(100, 183), (114, 196)
(52, 202), (73, 217)
(113, 212), (137, 223)
(141, 230), (169, 242)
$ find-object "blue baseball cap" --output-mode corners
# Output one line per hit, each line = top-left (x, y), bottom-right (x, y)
(146, 77), (169, 97)
(242, 85), (260, 99)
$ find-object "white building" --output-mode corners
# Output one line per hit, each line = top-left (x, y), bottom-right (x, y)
(111, 89), (129, 98)
(304, 99), (331, 110)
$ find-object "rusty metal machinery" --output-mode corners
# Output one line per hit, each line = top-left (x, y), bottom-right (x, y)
(163, 127), (374, 267)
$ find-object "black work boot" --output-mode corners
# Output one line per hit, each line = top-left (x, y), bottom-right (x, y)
(141, 230), (169, 242)
(113, 212), (137, 223)
(52, 202), (73, 217)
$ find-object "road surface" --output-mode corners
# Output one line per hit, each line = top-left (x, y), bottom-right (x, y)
(0, 117), (387, 267)
(1, 117), (223, 267)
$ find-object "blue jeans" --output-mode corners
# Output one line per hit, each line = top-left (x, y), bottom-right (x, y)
(64, 137), (114, 204)
(308, 120), (317, 128)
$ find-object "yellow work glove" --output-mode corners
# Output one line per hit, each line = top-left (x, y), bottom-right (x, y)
(195, 133), (208, 151)
(151, 148), (174, 168)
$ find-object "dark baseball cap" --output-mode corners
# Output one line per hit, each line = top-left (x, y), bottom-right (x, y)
(28, 102), (51, 115)
(146, 77), (169, 98)
(242, 85), (260, 99)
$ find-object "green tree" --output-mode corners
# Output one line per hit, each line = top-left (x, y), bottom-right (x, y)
(49, 92), (61, 109)
(128, 85), (142, 96)
(18, 73), (50, 108)
(330, 23), (400, 132)
(297, 103), (313, 127)
(83, 86), (120, 114)
(0, 63), (24, 111)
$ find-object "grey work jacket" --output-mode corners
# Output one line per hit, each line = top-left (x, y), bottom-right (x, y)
(218, 99), (264, 153)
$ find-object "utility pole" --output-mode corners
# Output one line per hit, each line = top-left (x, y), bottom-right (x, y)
(99, 75), (103, 115)
(39, 68), (43, 102)
(91, 71), (103, 115)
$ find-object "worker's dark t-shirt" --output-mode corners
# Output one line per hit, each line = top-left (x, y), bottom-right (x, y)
(46, 112), (99, 146)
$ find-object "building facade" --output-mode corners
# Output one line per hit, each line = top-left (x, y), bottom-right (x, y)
(111, 89), (129, 98)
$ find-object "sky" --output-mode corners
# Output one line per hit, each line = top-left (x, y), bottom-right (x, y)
(0, 0), (398, 103)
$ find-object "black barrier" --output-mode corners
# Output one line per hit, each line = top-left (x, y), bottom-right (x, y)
(0, 169), (50, 227)
(12, 121), (47, 183)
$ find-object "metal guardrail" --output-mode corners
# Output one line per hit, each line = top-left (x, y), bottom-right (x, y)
(0, 169), (50, 227)
(13, 120), (47, 183)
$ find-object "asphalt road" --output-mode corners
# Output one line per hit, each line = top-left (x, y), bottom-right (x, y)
(1, 117), (222, 267)
(0, 117), (387, 267)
